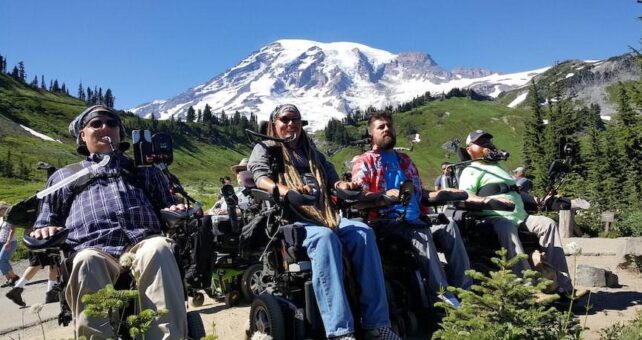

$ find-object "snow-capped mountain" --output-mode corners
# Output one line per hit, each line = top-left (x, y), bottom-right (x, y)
(129, 39), (550, 129)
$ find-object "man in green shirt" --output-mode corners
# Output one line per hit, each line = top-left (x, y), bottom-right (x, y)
(458, 130), (580, 298)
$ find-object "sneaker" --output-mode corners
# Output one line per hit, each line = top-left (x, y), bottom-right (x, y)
(45, 288), (60, 304)
(330, 334), (356, 340)
(365, 327), (401, 340)
(1, 276), (19, 288)
(558, 288), (589, 302)
(438, 293), (461, 309)
(6, 287), (26, 307)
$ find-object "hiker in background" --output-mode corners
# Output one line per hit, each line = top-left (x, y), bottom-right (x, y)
(0, 202), (20, 288)
(434, 162), (453, 190)
(512, 166), (533, 193)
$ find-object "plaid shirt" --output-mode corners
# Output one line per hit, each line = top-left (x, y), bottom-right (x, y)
(34, 153), (175, 257)
(351, 150), (428, 220)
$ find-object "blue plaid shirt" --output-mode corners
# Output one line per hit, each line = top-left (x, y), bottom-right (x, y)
(34, 152), (175, 256)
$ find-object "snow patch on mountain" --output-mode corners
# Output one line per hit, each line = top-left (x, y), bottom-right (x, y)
(508, 91), (529, 108)
(20, 124), (62, 143)
(130, 39), (551, 129)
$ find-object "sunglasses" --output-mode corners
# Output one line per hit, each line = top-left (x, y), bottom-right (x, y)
(276, 116), (302, 125)
(86, 119), (119, 129)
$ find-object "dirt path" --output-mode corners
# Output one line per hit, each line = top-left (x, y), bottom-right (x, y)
(3, 251), (641, 339)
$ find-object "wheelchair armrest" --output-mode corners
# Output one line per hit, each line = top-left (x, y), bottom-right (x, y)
(424, 190), (469, 206)
(351, 194), (398, 210)
(161, 208), (199, 229)
(332, 188), (364, 203)
(23, 228), (70, 252)
(450, 199), (515, 212)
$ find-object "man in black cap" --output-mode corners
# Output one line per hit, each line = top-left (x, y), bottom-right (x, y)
(27, 105), (188, 339)
(458, 130), (586, 300)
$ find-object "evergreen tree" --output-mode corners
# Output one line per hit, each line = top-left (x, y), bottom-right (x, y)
(61, 82), (67, 94)
(40, 75), (46, 90)
(52, 79), (60, 92)
(98, 87), (103, 104)
(197, 109), (202, 123)
(186, 106), (196, 123)
(17, 61), (25, 82)
(220, 110), (229, 126)
(612, 85), (642, 211)
(30, 75), (38, 87)
(78, 82), (85, 101)
(522, 81), (546, 192)
(104, 88), (115, 108)
(0, 54), (5, 73)
(10, 66), (19, 79)
(202, 104), (212, 124)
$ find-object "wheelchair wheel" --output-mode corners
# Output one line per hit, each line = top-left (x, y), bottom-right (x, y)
(191, 292), (205, 307)
(187, 311), (206, 340)
(225, 290), (242, 307)
(249, 294), (286, 340)
(241, 263), (264, 301)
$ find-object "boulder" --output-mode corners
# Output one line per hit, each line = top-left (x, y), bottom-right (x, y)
(574, 264), (619, 287)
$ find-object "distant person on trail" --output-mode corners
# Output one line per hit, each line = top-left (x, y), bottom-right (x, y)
(207, 157), (256, 216)
(512, 166), (533, 193)
(434, 162), (453, 190)
(0, 202), (20, 288)
(23, 105), (188, 338)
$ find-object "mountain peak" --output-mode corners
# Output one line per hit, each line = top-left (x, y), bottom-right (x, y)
(130, 40), (547, 129)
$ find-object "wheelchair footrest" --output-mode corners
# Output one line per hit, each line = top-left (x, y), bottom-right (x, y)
(288, 261), (311, 272)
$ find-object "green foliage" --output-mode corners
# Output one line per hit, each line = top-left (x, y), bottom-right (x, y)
(615, 211), (642, 237)
(433, 249), (582, 340)
(324, 118), (350, 145)
(82, 283), (168, 339)
(599, 310), (642, 340)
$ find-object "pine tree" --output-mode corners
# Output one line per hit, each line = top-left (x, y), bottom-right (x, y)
(202, 105), (212, 124)
(40, 75), (46, 90)
(10, 66), (19, 79)
(522, 81), (546, 192)
(17, 61), (25, 82)
(197, 109), (202, 123)
(186, 106), (196, 123)
(30, 75), (38, 88)
(78, 82), (85, 101)
(52, 79), (60, 92)
(0, 55), (5, 74)
(104, 89), (114, 108)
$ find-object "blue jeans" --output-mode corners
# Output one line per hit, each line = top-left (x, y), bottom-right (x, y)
(302, 218), (390, 338)
(0, 240), (17, 275)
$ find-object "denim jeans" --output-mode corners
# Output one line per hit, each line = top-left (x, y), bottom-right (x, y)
(0, 240), (17, 275)
(302, 218), (390, 338)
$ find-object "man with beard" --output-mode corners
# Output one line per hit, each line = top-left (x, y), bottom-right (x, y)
(351, 111), (471, 307)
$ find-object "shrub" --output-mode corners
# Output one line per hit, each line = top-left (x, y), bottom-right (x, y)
(615, 210), (642, 237)
(433, 249), (582, 340)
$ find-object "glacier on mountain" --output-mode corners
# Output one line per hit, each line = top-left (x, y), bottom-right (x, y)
(129, 39), (549, 130)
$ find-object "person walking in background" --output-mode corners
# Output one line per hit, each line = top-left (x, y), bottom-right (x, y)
(512, 166), (533, 193)
(0, 202), (20, 288)
(434, 162), (453, 190)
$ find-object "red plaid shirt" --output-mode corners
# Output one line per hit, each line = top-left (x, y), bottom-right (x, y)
(351, 150), (428, 220)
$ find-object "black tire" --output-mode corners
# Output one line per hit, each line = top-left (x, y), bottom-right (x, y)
(249, 294), (286, 340)
(225, 290), (242, 307)
(187, 311), (206, 340)
(191, 292), (205, 307)
(241, 263), (264, 301)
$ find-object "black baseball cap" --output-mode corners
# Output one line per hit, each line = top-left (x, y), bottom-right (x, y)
(465, 130), (494, 146)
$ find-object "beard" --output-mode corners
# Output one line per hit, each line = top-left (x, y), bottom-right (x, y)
(377, 135), (396, 150)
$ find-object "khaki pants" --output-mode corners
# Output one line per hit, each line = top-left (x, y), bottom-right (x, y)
(65, 236), (187, 340)
(486, 215), (573, 293)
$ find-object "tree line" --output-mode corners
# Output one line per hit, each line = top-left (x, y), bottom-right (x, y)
(521, 72), (642, 236)
(0, 53), (115, 107)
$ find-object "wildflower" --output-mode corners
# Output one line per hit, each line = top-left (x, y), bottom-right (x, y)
(251, 332), (273, 340)
(30, 303), (44, 315)
(565, 242), (582, 256)
(119, 252), (136, 268)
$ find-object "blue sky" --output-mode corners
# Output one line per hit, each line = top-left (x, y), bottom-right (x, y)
(1, 0), (640, 109)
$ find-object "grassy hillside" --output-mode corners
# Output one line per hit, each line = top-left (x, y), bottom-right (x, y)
(327, 98), (529, 184)
(0, 73), (251, 207)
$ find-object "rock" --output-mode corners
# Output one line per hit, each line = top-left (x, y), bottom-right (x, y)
(575, 265), (619, 288)
(605, 271), (619, 288)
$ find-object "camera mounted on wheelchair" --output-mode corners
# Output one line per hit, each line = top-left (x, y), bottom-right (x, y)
(132, 130), (173, 167)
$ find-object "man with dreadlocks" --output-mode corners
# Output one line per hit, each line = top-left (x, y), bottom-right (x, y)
(248, 104), (400, 340)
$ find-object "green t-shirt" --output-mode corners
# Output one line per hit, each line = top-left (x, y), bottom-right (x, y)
(458, 161), (527, 225)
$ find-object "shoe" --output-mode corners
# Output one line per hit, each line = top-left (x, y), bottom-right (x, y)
(330, 334), (356, 340)
(438, 293), (461, 309)
(1, 276), (19, 288)
(365, 327), (401, 340)
(558, 288), (589, 303)
(45, 287), (60, 304)
(6, 287), (26, 307)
